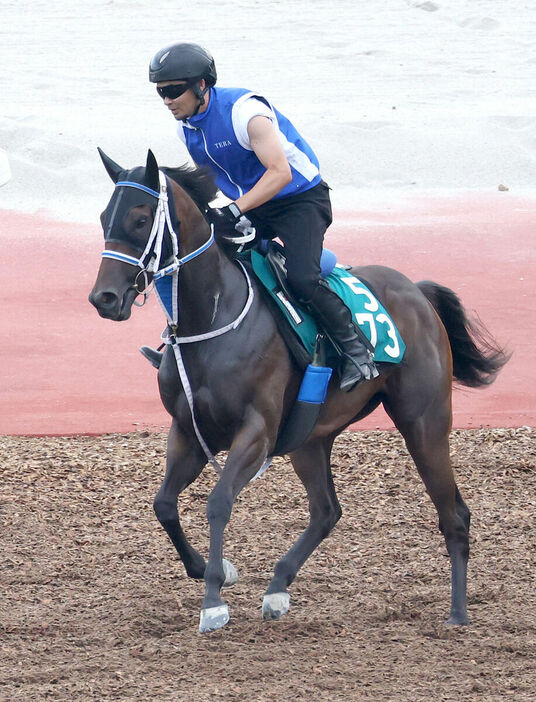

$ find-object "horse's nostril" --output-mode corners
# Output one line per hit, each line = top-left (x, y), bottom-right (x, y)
(90, 290), (119, 310)
(100, 292), (117, 306)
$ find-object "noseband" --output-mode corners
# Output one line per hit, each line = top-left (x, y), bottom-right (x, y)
(101, 171), (215, 305)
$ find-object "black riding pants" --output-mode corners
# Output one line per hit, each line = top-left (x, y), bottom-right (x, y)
(247, 180), (333, 302)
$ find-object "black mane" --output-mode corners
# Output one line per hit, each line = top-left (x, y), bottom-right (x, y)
(161, 165), (218, 213)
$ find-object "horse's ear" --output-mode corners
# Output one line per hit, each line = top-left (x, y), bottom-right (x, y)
(145, 149), (160, 192)
(97, 147), (123, 183)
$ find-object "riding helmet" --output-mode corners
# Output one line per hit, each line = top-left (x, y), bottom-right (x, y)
(149, 42), (217, 86)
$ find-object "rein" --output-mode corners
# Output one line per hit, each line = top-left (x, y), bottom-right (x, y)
(101, 172), (255, 473)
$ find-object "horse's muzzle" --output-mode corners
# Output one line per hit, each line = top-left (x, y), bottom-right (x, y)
(88, 286), (137, 321)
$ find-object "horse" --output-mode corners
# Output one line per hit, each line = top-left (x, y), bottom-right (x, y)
(89, 149), (509, 633)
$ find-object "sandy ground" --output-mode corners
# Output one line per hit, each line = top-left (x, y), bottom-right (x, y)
(1, 0), (535, 221)
(1, 428), (535, 701)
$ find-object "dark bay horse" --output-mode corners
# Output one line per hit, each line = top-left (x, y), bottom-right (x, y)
(89, 149), (508, 633)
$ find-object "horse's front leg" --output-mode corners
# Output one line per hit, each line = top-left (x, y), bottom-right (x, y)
(199, 408), (270, 633)
(153, 419), (209, 580)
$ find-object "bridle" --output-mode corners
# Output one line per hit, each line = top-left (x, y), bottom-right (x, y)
(100, 169), (256, 473)
(101, 171), (215, 306)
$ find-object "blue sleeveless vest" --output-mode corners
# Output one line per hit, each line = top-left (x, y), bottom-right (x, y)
(179, 87), (321, 201)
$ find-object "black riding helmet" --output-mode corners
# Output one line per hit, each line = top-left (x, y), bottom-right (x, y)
(149, 42), (217, 86)
(149, 43), (216, 116)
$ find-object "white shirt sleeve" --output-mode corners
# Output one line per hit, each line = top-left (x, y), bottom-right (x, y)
(176, 123), (187, 144)
(231, 96), (277, 150)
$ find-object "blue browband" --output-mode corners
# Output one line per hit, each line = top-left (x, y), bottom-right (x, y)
(115, 181), (160, 198)
(153, 230), (215, 279)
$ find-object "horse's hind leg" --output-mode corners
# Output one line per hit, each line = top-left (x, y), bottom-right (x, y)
(153, 419), (209, 580)
(388, 399), (470, 626)
(263, 435), (342, 620)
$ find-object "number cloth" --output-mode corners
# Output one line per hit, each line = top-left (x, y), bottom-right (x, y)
(250, 250), (406, 365)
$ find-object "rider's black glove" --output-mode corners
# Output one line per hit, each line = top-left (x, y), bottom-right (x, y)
(207, 202), (252, 237)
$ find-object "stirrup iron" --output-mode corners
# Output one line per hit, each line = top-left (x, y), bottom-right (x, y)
(140, 345), (163, 369)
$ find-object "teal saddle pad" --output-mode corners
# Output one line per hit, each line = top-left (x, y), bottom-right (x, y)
(250, 250), (405, 365)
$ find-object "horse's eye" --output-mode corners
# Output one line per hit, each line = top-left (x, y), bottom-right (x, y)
(136, 218), (148, 230)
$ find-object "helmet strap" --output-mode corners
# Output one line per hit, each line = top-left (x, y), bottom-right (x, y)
(191, 82), (210, 116)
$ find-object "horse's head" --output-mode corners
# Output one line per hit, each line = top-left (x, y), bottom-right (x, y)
(89, 148), (180, 320)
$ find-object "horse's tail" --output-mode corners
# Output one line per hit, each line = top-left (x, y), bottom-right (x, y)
(417, 281), (510, 388)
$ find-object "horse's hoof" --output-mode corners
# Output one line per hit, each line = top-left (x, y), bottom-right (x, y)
(262, 592), (290, 620)
(446, 613), (470, 627)
(199, 604), (230, 633)
(222, 558), (239, 587)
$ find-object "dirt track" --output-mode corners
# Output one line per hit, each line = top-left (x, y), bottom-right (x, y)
(1, 428), (535, 701)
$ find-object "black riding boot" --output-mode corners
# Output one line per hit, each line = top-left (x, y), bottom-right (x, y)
(308, 280), (379, 391)
(140, 345), (163, 369)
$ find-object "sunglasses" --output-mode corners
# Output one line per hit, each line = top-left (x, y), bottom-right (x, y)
(156, 82), (194, 100)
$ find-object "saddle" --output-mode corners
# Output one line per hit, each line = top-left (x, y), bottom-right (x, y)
(247, 242), (406, 370)
(262, 240), (340, 302)
(247, 241), (339, 370)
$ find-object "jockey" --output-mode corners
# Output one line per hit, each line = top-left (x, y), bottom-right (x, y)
(143, 42), (378, 391)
